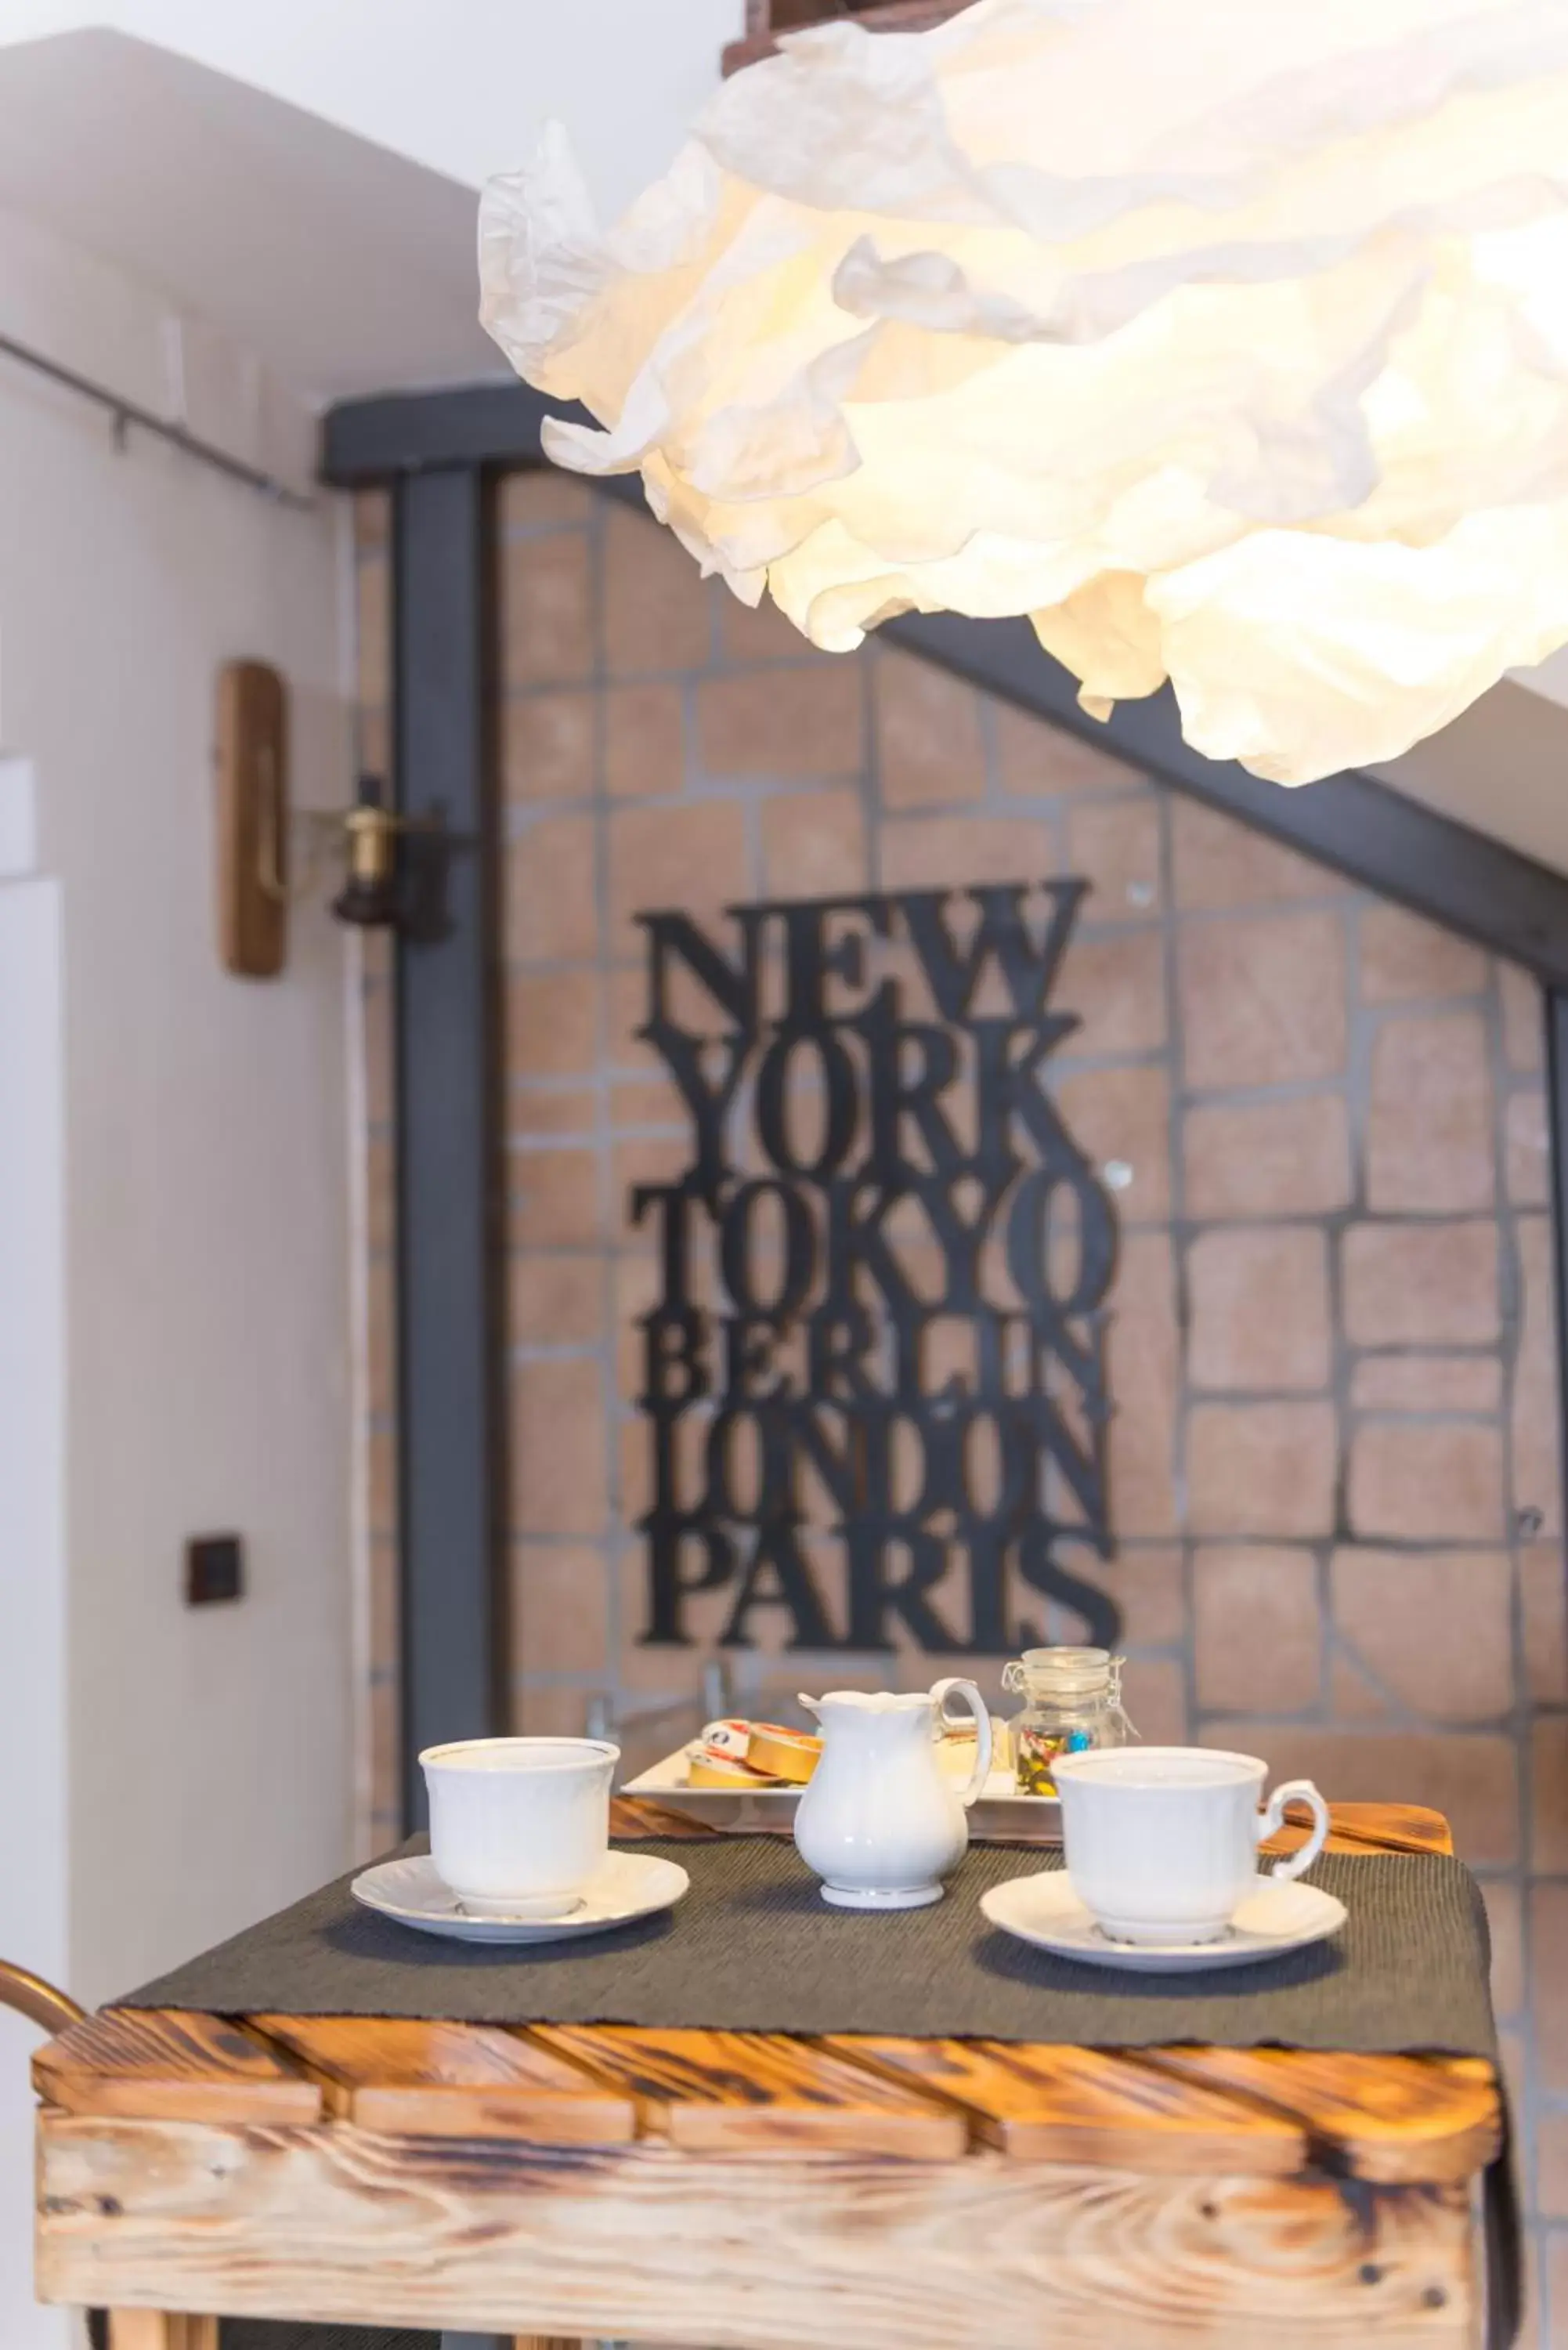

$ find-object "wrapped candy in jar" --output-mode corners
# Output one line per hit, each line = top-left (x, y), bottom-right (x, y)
(1003, 1647), (1134, 1795)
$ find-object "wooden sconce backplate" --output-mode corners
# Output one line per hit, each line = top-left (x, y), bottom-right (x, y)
(724, 0), (972, 72)
(215, 658), (288, 979)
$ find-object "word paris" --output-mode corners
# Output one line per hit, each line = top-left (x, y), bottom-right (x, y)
(632, 881), (1120, 1656)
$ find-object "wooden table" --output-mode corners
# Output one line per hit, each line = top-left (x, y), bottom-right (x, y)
(32, 1799), (1502, 2350)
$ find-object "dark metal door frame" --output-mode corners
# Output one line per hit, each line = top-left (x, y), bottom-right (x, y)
(388, 463), (506, 1825)
(324, 381), (1568, 1831)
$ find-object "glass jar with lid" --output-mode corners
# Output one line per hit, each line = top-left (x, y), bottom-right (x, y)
(1002, 1647), (1134, 1796)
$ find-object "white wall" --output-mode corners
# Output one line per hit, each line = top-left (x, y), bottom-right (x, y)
(0, 198), (352, 2342)
(0, 765), (68, 2350)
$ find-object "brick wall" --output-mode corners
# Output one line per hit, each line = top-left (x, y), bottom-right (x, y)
(357, 472), (1568, 2333)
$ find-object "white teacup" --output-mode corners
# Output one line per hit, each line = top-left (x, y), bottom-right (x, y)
(1050, 1747), (1330, 1947)
(420, 1736), (620, 1919)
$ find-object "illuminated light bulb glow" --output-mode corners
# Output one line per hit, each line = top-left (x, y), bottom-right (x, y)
(480, 0), (1568, 785)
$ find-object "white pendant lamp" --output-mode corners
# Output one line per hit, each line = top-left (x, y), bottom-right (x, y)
(480, 0), (1568, 786)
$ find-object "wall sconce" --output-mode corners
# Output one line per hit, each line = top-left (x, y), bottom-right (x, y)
(216, 660), (444, 978)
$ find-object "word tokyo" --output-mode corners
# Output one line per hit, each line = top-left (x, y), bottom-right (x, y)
(632, 882), (1120, 1655)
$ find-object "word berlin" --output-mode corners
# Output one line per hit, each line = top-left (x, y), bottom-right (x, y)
(632, 881), (1120, 1655)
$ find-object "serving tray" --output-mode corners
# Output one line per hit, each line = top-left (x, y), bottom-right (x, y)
(623, 1744), (1061, 1842)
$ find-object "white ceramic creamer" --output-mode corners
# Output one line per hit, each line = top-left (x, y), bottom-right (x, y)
(793, 1682), (992, 1908)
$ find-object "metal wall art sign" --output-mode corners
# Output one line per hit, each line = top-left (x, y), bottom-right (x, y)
(630, 882), (1121, 1654)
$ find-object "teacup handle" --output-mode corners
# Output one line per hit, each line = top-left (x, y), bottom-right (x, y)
(1259, 1778), (1330, 1883)
(930, 1678), (993, 1807)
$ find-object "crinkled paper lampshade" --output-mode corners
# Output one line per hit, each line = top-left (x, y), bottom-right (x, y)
(481, 0), (1568, 786)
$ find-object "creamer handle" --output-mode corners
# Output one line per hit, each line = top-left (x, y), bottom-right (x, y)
(930, 1677), (992, 1806)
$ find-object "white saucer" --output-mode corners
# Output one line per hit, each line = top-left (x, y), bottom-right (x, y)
(351, 1852), (689, 1945)
(981, 1870), (1347, 1972)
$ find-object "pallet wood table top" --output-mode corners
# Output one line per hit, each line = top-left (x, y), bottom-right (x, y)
(34, 1799), (1501, 2350)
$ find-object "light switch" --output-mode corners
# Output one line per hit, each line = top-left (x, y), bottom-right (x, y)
(186, 1534), (244, 1606)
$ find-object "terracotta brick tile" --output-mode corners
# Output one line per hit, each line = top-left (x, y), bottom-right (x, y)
(509, 1254), (603, 1350)
(505, 812), (598, 961)
(512, 1542), (611, 1676)
(1537, 2113), (1568, 2218)
(361, 978), (395, 1130)
(1171, 799), (1336, 909)
(1366, 1011), (1495, 1212)
(995, 704), (1146, 796)
(510, 1088), (597, 1140)
(1206, 1725), (1519, 1865)
(617, 1413), (654, 1525)
(698, 665), (862, 778)
(1508, 1087), (1552, 1206)
(1349, 1355), (1502, 1414)
(366, 1131), (394, 1256)
(1347, 1424), (1505, 1542)
(606, 797), (750, 955)
(506, 970), (600, 1079)
(874, 645), (985, 805)
(509, 1359), (609, 1536)
(603, 504), (712, 672)
(1479, 1878), (1525, 2019)
(1193, 1547), (1321, 1712)
(1057, 1546), (1187, 1650)
(1531, 1883), (1568, 2088)
(1178, 911), (1348, 1090)
(1330, 1548), (1512, 1721)
(1064, 795), (1162, 920)
(1186, 1401), (1337, 1537)
(1501, 960), (1545, 1073)
(1341, 1220), (1500, 1347)
(760, 785), (868, 898)
(367, 1425), (397, 1543)
(500, 468), (596, 531)
(516, 1684), (597, 1736)
(1330, 1650), (1391, 1722)
(509, 1146), (603, 1249)
(605, 682), (685, 798)
(356, 555), (388, 707)
(1513, 1215), (1564, 1540)
(1054, 1065), (1172, 1221)
(1105, 1232), (1180, 1535)
(880, 812), (1056, 891)
(1123, 1657), (1189, 1744)
(1187, 1227), (1331, 1392)
(1057, 928), (1166, 1058)
(352, 489), (389, 554)
(1523, 1544), (1568, 1704)
(718, 588), (821, 663)
(1358, 905), (1487, 1004)
(369, 1680), (399, 1824)
(355, 700), (390, 782)
(366, 1263), (396, 1424)
(502, 689), (594, 802)
(501, 529), (594, 686)
(1535, 1718), (1568, 1872)
(1183, 1096), (1352, 1220)
(610, 1074), (686, 1130)
(368, 1535), (399, 1676)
